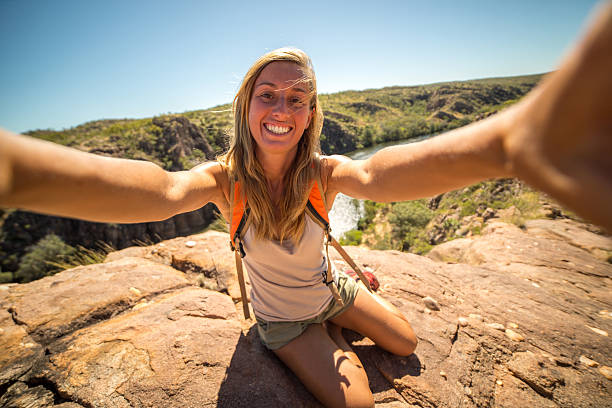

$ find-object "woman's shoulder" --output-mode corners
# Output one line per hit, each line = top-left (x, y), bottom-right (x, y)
(190, 161), (229, 182)
(190, 161), (231, 210)
(317, 154), (352, 194)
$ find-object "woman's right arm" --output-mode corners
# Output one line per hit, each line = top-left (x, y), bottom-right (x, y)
(0, 129), (227, 223)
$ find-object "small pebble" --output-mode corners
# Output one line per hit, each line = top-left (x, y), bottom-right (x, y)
(132, 300), (149, 311)
(0, 328), (4, 334)
(507, 322), (519, 329)
(129, 287), (142, 296)
(586, 326), (608, 337)
(579, 355), (599, 367)
(553, 356), (572, 367)
(599, 366), (612, 380)
(424, 308), (432, 314)
(423, 296), (440, 311)
(458, 317), (469, 327)
(531, 282), (540, 288)
(185, 240), (196, 248)
(159, 243), (165, 247)
(440, 371), (447, 379)
(487, 323), (505, 331)
(469, 313), (484, 321)
(598, 310), (611, 319)
(496, 380), (503, 386)
(505, 329), (524, 342)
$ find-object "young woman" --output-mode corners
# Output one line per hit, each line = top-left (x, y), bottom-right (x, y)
(1, 5), (611, 407)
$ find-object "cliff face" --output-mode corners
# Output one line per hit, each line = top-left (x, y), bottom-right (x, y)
(1, 219), (610, 407)
(0, 204), (217, 273)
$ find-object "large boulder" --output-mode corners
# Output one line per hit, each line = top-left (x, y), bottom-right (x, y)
(1, 224), (610, 407)
(105, 231), (249, 301)
(2, 257), (190, 344)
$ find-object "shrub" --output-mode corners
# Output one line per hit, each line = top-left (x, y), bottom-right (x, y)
(205, 216), (229, 233)
(16, 234), (76, 283)
(388, 200), (434, 252)
(389, 201), (433, 232)
(340, 229), (362, 246)
(0, 271), (13, 284)
(53, 244), (112, 271)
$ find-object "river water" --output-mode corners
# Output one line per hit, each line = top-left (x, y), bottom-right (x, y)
(328, 134), (433, 238)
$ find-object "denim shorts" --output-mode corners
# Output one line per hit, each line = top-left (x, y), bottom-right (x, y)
(255, 271), (360, 350)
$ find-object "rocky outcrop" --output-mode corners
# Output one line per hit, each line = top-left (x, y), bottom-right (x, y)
(320, 117), (359, 155)
(0, 204), (218, 273)
(1, 218), (610, 407)
(105, 231), (249, 302)
(151, 116), (216, 171)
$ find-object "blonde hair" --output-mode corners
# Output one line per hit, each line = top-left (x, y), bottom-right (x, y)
(219, 47), (324, 243)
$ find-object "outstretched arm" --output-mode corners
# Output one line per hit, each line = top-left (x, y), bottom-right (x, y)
(327, 112), (511, 202)
(0, 130), (227, 223)
(328, 2), (612, 232)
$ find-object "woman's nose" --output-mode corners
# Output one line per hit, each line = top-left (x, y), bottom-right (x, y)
(272, 96), (290, 118)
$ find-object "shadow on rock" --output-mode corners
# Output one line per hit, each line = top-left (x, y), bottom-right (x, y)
(217, 325), (321, 408)
(344, 329), (423, 396)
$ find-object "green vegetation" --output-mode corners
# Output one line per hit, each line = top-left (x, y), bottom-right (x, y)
(11, 234), (112, 283)
(339, 229), (363, 246)
(355, 179), (560, 255)
(388, 201), (434, 254)
(51, 243), (113, 272)
(15, 234), (76, 283)
(316, 74), (541, 154)
(24, 74), (543, 160)
(203, 216), (229, 233)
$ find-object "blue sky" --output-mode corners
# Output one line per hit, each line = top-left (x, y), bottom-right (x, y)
(0, 0), (601, 134)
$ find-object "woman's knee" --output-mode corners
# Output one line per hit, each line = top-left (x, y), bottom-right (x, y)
(386, 322), (418, 357)
(394, 335), (418, 357)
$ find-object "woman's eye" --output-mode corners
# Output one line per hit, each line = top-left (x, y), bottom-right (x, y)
(259, 92), (273, 100)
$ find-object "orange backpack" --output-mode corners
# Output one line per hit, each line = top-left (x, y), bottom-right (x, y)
(229, 158), (372, 319)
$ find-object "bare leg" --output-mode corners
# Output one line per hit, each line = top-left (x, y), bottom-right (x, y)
(325, 321), (364, 369)
(331, 286), (417, 356)
(274, 323), (375, 408)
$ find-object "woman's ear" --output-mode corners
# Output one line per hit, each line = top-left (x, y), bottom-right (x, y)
(306, 107), (314, 128)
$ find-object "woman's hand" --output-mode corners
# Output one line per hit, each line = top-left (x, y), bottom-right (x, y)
(503, 2), (612, 231)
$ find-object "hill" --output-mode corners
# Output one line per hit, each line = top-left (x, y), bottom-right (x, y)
(24, 74), (543, 164)
(1, 74), (543, 281)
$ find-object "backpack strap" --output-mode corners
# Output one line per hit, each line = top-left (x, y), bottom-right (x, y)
(306, 157), (373, 297)
(229, 174), (251, 319)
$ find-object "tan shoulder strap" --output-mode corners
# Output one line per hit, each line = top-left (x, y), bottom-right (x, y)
(228, 173), (251, 320)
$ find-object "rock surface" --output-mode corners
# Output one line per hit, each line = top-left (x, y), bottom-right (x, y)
(1, 219), (610, 407)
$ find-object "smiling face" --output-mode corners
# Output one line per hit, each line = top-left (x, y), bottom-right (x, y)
(248, 61), (313, 157)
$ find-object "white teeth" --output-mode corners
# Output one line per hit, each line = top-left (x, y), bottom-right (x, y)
(265, 124), (290, 134)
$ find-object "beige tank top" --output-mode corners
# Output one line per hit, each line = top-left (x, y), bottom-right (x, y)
(242, 216), (336, 321)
